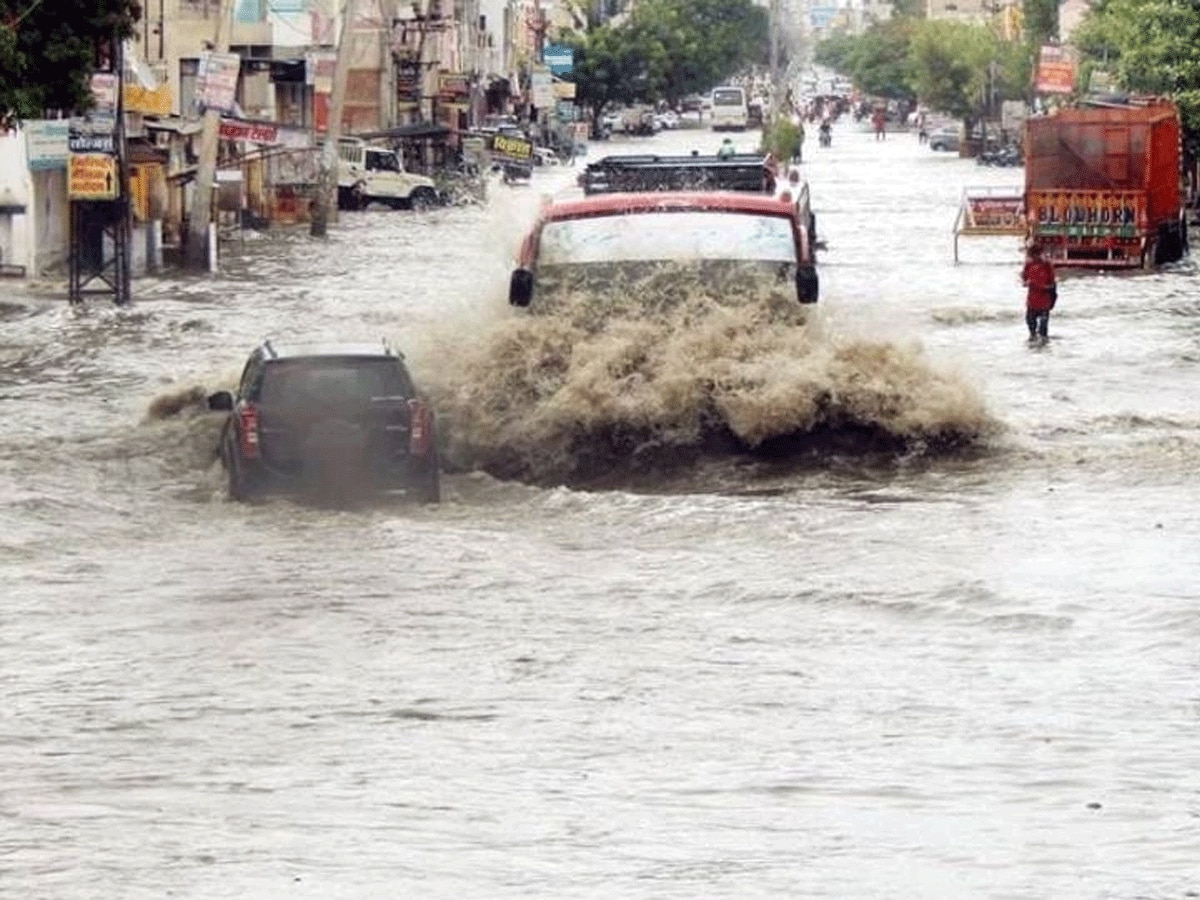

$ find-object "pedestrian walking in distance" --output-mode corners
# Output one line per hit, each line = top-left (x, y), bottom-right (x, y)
(1021, 243), (1057, 342)
(872, 107), (886, 141)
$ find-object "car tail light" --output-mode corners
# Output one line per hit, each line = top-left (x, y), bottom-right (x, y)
(238, 403), (261, 459)
(408, 399), (431, 456)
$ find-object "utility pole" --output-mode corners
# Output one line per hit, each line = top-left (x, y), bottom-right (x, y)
(312, 0), (358, 237)
(184, 0), (235, 270)
(768, 0), (781, 118)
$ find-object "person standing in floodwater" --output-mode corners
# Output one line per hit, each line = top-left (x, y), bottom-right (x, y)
(872, 108), (886, 141)
(1021, 244), (1057, 341)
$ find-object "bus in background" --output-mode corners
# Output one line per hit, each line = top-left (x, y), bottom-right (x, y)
(710, 86), (749, 131)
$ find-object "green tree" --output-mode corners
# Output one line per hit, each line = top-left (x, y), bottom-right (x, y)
(813, 32), (858, 74)
(1023, 0), (1059, 46)
(1074, 0), (1200, 151)
(908, 20), (995, 123)
(813, 21), (916, 102)
(0, 0), (142, 124)
(849, 20), (917, 101)
(566, 25), (652, 124)
(566, 0), (767, 118)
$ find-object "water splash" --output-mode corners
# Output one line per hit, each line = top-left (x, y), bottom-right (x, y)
(415, 275), (999, 486)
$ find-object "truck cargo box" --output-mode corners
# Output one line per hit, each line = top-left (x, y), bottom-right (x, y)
(1024, 100), (1185, 268)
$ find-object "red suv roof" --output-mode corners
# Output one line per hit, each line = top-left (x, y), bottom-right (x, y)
(538, 191), (797, 222)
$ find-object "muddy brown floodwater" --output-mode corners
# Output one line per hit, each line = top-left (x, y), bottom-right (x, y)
(2, 121), (1199, 899)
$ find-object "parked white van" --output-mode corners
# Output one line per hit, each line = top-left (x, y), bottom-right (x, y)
(337, 138), (440, 210)
(710, 86), (749, 131)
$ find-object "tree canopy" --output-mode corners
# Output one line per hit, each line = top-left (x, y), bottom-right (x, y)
(816, 17), (1030, 124)
(1073, 0), (1200, 151)
(0, 0), (141, 124)
(566, 0), (768, 115)
(813, 20), (921, 104)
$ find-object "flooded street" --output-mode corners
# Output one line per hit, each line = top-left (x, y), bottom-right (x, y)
(3, 121), (1200, 898)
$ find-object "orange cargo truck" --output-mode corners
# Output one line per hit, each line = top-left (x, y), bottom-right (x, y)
(1024, 99), (1187, 268)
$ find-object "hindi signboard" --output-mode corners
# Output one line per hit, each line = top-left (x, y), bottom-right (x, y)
(1035, 45), (1075, 95)
(542, 44), (574, 75)
(25, 120), (71, 171)
(531, 71), (554, 109)
(438, 72), (471, 101)
(90, 73), (118, 114)
(197, 51), (241, 112)
(68, 153), (119, 201)
(219, 117), (312, 148)
(68, 133), (116, 154)
(491, 133), (533, 163)
(964, 195), (1024, 232)
(953, 187), (1025, 262)
(306, 51), (335, 94)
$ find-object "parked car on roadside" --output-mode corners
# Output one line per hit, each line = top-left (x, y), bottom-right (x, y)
(654, 110), (680, 130)
(928, 124), (961, 152)
(336, 137), (440, 210)
(207, 341), (441, 503)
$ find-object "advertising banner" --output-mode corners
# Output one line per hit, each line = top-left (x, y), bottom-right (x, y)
(491, 133), (532, 163)
(197, 50), (241, 112)
(542, 44), (574, 75)
(68, 133), (116, 153)
(25, 120), (71, 171)
(438, 72), (471, 100)
(90, 73), (118, 114)
(220, 117), (312, 148)
(961, 194), (1024, 233)
(531, 71), (554, 109)
(1035, 45), (1075, 95)
(68, 153), (119, 200)
(306, 51), (336, 94)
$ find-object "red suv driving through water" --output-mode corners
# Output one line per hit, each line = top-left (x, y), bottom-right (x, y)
(508, 191), (819, 312)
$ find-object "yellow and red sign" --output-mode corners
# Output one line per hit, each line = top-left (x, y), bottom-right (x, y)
(68, 153), (119, 200)
(1035, 45), (1075, 95)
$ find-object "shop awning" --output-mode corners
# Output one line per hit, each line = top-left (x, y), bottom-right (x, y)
(355, 123), (452, 141)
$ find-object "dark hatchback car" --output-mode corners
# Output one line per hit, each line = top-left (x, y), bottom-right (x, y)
(207, 342), (440, 503)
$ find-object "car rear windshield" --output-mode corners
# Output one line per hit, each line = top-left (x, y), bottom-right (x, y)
(258, 358), (413, 407)
(712, 89), (745, 107)
(538, 210), (796, 265)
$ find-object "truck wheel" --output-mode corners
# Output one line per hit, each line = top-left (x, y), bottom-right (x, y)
(351, 182), (368, 210)
(797, 266), (819, 304)
(410, 187), (438, 211)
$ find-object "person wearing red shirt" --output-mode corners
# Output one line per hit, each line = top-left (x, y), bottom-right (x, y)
(1021, 243), (1057, 341)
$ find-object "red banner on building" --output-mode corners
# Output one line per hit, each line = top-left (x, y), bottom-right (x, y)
(1035, 45), (1075, 95)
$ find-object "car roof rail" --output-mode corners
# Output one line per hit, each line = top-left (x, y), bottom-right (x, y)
(381, 337), (405, 359)
(261, 339), (278, 359)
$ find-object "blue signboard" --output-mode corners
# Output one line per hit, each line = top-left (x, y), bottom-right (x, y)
(542, 44), (574, 75)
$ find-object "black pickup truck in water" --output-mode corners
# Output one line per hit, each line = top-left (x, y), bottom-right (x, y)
(207, 342), (440, 503)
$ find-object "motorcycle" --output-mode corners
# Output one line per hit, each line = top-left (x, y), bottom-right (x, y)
(976, 145), (1022, 167)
